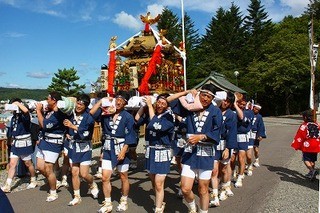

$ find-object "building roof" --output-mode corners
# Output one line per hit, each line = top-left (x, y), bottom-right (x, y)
(193, 71), (247, 94)
(117, 33), (174, 58)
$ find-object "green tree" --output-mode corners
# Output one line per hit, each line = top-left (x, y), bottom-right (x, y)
(246, 16), (310, 115)
(47, 67), (85, 97)
(305, 0), (320, 19)
(196, 3), (247, 85)
(157, 7), (180, 46)
(304, 0), (320, 42)
(244, 0), (274, 60)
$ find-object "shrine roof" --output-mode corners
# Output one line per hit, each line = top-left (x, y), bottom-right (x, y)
(193, 71), (247, 94)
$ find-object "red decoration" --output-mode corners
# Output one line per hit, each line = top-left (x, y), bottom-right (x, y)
(138, 44), (162, 95)
(107, 50), (116, 96)
(145, 23), (150, 34)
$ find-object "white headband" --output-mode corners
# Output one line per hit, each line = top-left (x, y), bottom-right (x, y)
(254, 104), (262, 109)
(200, 89), (215, 97)
(215, 91), (227, 100)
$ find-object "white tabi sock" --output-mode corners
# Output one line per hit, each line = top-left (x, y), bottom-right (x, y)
(155, 207), (162, 212)
(50, 189), (57, 195)
(188, 200), (196, 211)
(74, 189), (80, 196)
(30, 177), (36, 182)
(220, 182), (227, 188)
(199, 209), (208, 213)
(6, 178), (13, 186)
(105, 197), (111, 203)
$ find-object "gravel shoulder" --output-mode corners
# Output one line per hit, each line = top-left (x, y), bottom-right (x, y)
(259, 150), (319, 213)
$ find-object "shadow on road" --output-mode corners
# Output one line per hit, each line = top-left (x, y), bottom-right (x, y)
(264, 164), (319, 191)
(85, 153), (189, 212)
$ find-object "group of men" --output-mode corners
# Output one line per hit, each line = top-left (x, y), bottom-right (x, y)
(0, 83), (266, 213)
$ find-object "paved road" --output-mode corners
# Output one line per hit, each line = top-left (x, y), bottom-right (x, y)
(6, 116), (319, 213)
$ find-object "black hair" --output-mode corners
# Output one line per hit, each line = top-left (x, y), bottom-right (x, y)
(115, 90), (130, 102)
(49, 91), (62, 101)
(157, 93), (170, 101)
(302, 109), (314, 122)
(9, 98), (22, 104)
(226, 91), (235, 103)
(77, 94), (90, 107)
(201, 83), (217, 95)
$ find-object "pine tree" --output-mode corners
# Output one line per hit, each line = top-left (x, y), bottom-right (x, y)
(197, 3), (247, 84)
(305, 0), (320, 19)
(47, 67), (85, 97)
(244, 0), (274, 60)
(157, 7), (180, 46)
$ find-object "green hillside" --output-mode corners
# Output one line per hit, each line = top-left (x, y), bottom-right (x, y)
(0, 87), (48, 101)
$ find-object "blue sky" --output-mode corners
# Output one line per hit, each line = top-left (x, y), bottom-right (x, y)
(0, 0), (308, 92)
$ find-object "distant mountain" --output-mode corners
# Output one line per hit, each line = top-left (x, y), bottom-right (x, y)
(0, 87), (48, 101)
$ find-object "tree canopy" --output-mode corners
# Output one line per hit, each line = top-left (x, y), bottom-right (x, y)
(47, 67), (85, 97)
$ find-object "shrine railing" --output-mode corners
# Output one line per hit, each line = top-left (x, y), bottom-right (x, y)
(0, 138), (8, 166)
(0, 123), (102, 167)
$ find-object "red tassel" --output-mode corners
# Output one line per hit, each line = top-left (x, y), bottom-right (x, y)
(139, 45), (162, 95)
(107, 51), (116, 97)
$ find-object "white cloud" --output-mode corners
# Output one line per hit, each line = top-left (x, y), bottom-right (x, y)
(0, 0), (19, 7)
(264, 0), (275, 7)
(6, 83), (20, 88)
(52, 0), (64, 5)
(3, 32), (26, 38)
(41, 10), (64, 17)
(113, 11), (142, 31)
(147, 4), (164, 16)
(157, 0), (217, 13)
(155, 0), (308, 21)
(76, 63), (99, 77)
(280, 0), (308, 16)
(98, 15), (109, 22)
(27, 72), (51, 79)
(78, 1), (96, 21)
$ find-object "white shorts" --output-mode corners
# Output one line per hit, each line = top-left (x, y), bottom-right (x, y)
(69, 159), (91, 166)
(10, 152), (32, 161)
(146, 170), (167, 176)
(181, 164), (212, 180)
(101, 160), (129, 173)
(36, 149), (60, 164)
